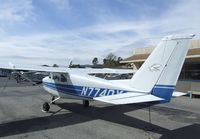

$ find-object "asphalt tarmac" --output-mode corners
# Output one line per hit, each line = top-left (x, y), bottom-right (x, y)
(0, 77), (199, 139)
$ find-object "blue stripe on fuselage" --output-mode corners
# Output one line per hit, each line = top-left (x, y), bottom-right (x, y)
(43, 82), (128, 98)
(43, 82), (175, 103)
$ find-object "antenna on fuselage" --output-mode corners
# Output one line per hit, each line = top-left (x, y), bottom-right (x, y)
(69, 60), (73, 69)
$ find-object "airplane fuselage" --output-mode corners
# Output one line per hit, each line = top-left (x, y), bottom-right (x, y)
(42, 73), (134, 100)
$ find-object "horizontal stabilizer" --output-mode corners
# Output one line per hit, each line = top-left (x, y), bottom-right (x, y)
(172, 91), (187, 97)
(94, 92), (163, 105)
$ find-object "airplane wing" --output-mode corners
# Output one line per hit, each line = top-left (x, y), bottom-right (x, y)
(0, 63), (68, 73)
(94, 92), (164, 104)
(0, 63), (135, 75)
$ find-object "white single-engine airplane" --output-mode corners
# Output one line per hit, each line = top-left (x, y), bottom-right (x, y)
(0, 34), (195, 112)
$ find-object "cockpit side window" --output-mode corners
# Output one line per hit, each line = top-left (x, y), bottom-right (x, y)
(51, 73), (68, 82)
(60, 74), (67, 82)
(53, 75), (60, 81)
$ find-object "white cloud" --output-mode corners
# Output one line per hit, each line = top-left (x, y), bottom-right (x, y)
(0, 0), (35, 22)
(0, 0), (200, 66)
(49, 0), (71, 10)
(82, 21), (152, 34)
(0, 29), (139, 66)
(150, 0), (200, 35)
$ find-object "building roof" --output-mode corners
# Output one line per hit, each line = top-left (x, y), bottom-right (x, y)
(187, 48), (200, 55)
(121, 40), (200, 64)
(121, 54), (149, 63)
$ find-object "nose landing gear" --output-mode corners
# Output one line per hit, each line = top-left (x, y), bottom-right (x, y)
(42, 96), (60, 112)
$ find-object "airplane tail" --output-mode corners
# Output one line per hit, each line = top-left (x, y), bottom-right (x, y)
(130, 34), (195, 103)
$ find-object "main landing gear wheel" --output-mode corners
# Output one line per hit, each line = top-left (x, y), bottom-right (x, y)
(83, 100), (89, 107)
(42, 102), (50, 112)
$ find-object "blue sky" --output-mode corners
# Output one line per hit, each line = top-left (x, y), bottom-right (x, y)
(0, 0), (199, 66)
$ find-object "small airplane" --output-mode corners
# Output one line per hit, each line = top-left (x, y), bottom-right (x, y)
(0, 34), (195, 112)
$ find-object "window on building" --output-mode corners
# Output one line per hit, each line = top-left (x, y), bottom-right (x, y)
(179, 62), (200, 81)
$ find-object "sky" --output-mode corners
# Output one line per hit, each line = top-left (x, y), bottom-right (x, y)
(0, 0), (200, 66)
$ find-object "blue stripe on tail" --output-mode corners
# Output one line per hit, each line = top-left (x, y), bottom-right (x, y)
(151, 84), (175, 103)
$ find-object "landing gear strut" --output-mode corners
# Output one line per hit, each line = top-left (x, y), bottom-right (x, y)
(42, 97), (60, 112)
(51, 96), (55, 104)
(83, 100), (89, 107)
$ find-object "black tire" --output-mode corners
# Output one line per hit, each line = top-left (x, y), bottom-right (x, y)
(43, 102), (50, 112)
(83, 100), (89, 107)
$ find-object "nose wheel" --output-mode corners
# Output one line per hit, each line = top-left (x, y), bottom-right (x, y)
(42, 97), (60, 112)
(42, 102), (50, 112)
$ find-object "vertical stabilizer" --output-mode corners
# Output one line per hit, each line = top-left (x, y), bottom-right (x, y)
(130, 34), (195, 102)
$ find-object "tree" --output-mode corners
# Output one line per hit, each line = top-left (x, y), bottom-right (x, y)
(103, 53), (119, 67)
(92, 57), (99, 65)
(106, 53), (117, 62)
(117, 57), (123, 63)
(103, 58), (107, 65)
(53, 64), (59, 67)
(42, 64), (50, 67)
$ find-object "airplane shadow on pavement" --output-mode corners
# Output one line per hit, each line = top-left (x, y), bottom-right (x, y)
(160, 124), (200, 139)
(0, 102), (199, 139)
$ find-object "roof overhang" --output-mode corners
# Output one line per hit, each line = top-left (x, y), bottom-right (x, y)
(121, 55), (200, 64)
